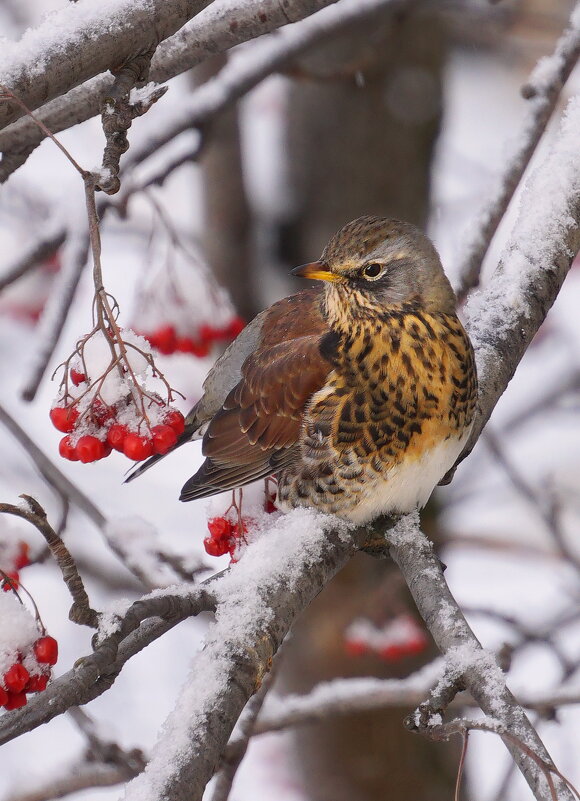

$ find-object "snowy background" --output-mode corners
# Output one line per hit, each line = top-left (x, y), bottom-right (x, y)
(1, 1), (580, 799)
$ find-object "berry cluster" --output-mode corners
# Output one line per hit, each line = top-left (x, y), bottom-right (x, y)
(52, 328), (185, 464)
(51, 390), (185, 464)
(1, 635), (58, 710)
(141, 318), (245, 358)
(1, 541), (29, 593)
(203, 517), (247, 560)
(344, 614), (428, 662)
(0, 591), (58, 711)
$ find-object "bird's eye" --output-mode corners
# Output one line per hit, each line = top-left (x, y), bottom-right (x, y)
(362, 263), (383, 279)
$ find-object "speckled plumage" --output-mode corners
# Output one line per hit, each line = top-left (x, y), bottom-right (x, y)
(127, 216), (477, 524)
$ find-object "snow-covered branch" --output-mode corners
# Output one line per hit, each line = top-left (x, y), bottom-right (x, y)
(123, 0), (415, 173)
(387, 515), (574, 801)
(0, 0), (348, 177)
(0, 0), (213, 131)
(454, 0), (580, 299)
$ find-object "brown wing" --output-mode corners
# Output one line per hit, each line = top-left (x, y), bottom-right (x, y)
(180, 336), (331, 500)
(179, 291), (330, 501)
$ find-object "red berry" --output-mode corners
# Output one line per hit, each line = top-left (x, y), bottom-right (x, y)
(164, 409), (185, 436)
(4, 692), (27, 710)
(14, 543), (29, 570)
(49, 406), (79, 433)
(190, 340), (211, 358)
(225, 316), (245, 339)
(123, 433), (154, 461)
(2, 571), (19, 592)
(26, 674), (48, 693)
(34, 636), (58, 666)
(175, 337), (197, 354)
(203, 537), (229, 557)
(0, 687), (7, 705)
(344, 639), (369, 657)
(207, 517), (233, 541)
(107, 424), (128, 451)
(4, 663), (29, 693)
(378, 644), (405, 662)
(91, 399), (116, 427)
(198, 324), (215, 343)
(405, 636), (427, 655)
(151, 424), (178, 454)
(59, 435), (79, 461)
(149, 325), (177, 355)
(76, 436), (106, 463)
(70, 368), (86, 386)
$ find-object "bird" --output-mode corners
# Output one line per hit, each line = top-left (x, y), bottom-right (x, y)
(126, 216), (477, 524)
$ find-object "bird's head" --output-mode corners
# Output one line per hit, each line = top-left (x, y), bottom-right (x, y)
(291, 216), (456, 317)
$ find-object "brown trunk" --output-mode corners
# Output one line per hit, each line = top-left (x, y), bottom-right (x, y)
(278, 9), (460, 800)
(194, 55), (256, 322)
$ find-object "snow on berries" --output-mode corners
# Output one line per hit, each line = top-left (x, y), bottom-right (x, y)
(0, 593), (58, 710)
(344, 614), (428, 661)
(50, 326), (185, 464)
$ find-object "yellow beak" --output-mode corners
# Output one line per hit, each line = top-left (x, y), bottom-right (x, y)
(290, 262), (343, 283)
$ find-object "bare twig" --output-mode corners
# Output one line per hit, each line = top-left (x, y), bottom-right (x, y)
(0, 496), (99, 627)
(0, 401), (106, 528)
(454, 1), (580, 299)
(0, 585), (216, 744)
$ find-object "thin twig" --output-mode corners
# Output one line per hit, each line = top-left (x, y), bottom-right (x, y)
(0, 496), (99, 627)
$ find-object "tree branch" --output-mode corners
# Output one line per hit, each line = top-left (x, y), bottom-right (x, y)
(0, 0), (349, 178)
(387, 515), (575, 801)
(122, 0), (416, 173)
(454, 0), (580, 299)
(0, 0), (213, 131)
(0, 496), (99, 627)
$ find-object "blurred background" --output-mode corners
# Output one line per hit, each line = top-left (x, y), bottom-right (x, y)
(0, 0), (579, 799)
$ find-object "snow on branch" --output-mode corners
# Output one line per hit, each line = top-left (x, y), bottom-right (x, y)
(0, 0), (213, 131)
(454, 0), (580, 299)
(0, 0), (347, 178)
(123, 0), (415, 173)
(461, 93), (580, 461)
(0, 0), (410, 182)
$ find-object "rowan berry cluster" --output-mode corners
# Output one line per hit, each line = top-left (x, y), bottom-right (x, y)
(51, 327), (185, 464)
(344, 613), (428, 662)
(0, 593), (58, 711)
(203, 517), (247, 560)
(141, 318), (245, 357)
(203, 488), (278, 562)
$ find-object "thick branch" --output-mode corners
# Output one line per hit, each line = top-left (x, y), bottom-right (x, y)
(0, 0), (347, 176)
(454, 0), (580, 299)
(386, 516), (574, 801)
(123, 0), (415, 172)
(0, 0), (213, 131)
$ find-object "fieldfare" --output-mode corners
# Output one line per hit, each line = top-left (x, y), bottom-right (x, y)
(127, 216), (477, 523)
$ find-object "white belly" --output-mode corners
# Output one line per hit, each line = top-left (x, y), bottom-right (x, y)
(344, 430), (470, 524)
